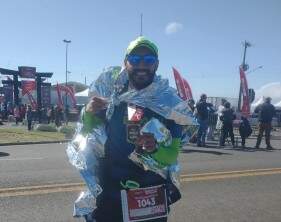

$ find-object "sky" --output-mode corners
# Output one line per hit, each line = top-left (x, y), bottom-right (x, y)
(0, 0), (280, 99)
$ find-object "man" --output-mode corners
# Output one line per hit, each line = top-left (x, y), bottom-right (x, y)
(82, 36), (182, 222)
(254, 97), (276, 149)
(219, 102), (236, 148)
(26, 105), (33, 131)
(216, 98), (227, 131)
(194, 94), (214, 147)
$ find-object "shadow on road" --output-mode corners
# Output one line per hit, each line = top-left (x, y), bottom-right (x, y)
(181, 149), (231, 156)
(0, 152), (10, 157)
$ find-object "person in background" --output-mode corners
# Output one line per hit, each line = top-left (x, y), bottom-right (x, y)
(207, 108), (217, 141)
(64, 105), (70, 125)
(14, 105), (20, 125)
(239, 116), (252, 148)
(219, 102), (236, 148)
(26, 105), (33, 131)
(187, 99), (195, 113)
(47, 107), (52, 124)
(194, 94), (214, 147)
(254, 97), (276, 149)
(216, 98), (227, 131)
(55, 106), (63, 127)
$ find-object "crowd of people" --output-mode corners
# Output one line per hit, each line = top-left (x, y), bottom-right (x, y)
(0, 102), (70, 130)
(189, 94), (276, 150)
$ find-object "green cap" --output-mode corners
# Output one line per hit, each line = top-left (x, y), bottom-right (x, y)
(126, 36), (158, 56)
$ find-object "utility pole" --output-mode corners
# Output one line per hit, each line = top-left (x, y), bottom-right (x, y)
(140, 13), (143, 36)
(63, 39), (71, 108)
(238, 41), (251, 111)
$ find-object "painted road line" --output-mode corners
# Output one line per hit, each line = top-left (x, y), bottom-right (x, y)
(0, 157), (44, 161)
(1, 168), (281, 198)
(180, 167), (281, 182)
(0, 183), (84, 198)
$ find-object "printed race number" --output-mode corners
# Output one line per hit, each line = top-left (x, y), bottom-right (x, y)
(121, 185), (168, 222)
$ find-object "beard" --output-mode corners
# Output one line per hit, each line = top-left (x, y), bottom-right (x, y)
(128, 68), (155, 90)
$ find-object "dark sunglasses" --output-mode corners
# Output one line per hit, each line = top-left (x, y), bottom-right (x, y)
(127, 54), (157, 66)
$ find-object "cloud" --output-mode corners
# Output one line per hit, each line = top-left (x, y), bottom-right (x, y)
(165, 22), (183, 35)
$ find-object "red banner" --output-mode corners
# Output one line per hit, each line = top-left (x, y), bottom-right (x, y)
(21, 80), (36, 96)
(172, 67), (193, 101)
(56, 83), (63, 108)
(239, 67), (250, 117)
(55, 84), (77, 108)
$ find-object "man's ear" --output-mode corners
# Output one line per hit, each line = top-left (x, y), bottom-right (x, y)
(154, 59), (159, 71)
(124, 58), (129, 68)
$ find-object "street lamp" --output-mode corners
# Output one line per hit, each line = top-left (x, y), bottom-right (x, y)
(246, 66), (263, 75)
(63, 39), (71, 107)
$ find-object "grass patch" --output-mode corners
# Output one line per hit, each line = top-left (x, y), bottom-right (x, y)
(0, 128), (66, 144)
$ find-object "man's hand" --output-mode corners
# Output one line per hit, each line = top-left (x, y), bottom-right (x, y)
(136, 133), (157, 153)
(86, 97), (108, 114)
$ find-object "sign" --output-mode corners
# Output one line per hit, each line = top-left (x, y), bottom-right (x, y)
(121, 185), (168, 222)
(41, 83), (51, 108)
(239, 67), (250, 117)
(21, 80), (36, 96)
(18, 66), (36, 78)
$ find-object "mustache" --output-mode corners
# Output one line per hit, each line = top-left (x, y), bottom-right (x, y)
(132, 69), (150, 74)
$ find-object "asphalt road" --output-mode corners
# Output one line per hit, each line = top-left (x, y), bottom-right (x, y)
(0, 135), (281, 222)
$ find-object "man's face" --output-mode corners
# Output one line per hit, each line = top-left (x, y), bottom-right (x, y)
(125, 46), (159, 90)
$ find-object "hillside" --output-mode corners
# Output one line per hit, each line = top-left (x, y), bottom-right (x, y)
(51, 81), (88, 93)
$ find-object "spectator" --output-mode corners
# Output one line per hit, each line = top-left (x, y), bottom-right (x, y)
(55, 106), (63, 127)
(26, 105), (33, 130)
(219, 102), (236, 147)
(47, 107), (52, 124)
(194, 94), (214, 147)
(239, 116), (252, 148)
(64, 105), (70, 125)
(187, 99), (195, 113)
(254, 97), (276, 149)
(14, 105), (20, 125)
(216, 98), (227, 131)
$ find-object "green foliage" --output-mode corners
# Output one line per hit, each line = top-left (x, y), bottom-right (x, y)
(35, 124), (58, 132)
(58, 125), (75, 138)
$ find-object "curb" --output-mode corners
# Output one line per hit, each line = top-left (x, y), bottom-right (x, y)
(0, 140), (71, 146)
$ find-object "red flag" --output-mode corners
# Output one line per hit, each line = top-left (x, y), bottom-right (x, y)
(26, 91), (37, 109)
(172, 67), (193, 100)
(182, 78), (193, 100)
(56, 83), (63, 108)
(58, 85), (77, 108)
(239, 67), (250, 117)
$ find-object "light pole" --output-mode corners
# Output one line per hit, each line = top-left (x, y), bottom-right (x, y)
(63, 39), (71, 108)
(238, 41), (251, 111)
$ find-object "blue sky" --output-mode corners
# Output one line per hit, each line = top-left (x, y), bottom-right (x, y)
(0, 0), (280, 99)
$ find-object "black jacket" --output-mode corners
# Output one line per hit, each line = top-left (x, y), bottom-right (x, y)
(220, 108), (236, 125)
(195, 100), (214, 121)
(254, 102), (276, 123)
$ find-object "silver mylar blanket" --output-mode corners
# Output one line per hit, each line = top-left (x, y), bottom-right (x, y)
(67, 66), (198, 217)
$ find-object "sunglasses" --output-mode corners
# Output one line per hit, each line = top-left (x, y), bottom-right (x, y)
(127, 54), (157, 66)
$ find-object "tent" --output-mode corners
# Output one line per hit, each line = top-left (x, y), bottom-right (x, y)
(75, 88), (89, 105)
(251, 82), (281, 111)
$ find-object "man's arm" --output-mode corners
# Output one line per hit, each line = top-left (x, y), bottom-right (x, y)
(151, 121), (182, 167)
(81, 108), (105, 134)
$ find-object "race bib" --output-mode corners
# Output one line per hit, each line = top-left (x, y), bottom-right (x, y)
(121, 185), (168, 222)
